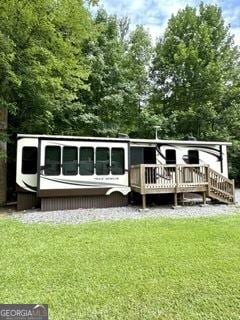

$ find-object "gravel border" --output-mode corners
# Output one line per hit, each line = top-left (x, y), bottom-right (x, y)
(12, 189), (240, 225)
(13, 205), (239, 225)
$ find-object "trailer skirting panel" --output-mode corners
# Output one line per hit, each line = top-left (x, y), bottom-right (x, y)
(41, 193), (128, 211)
(17, 193), (39, 211)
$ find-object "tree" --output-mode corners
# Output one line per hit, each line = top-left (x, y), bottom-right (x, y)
(124, 25), (153, 135)
(0, 27), (20, 204)
(0, 0), (94, 135)
(80, 9), (128, 136)
(0, 0), (95, 203)
(77, 10), (153, 137)
(151, 3), (240, 140)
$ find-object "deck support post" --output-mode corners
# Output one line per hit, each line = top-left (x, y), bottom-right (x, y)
(142, 194), (146, 209)
(179, 193), (184, 205)
(202, 191), (206, 205)
(174, 193), (178, 207)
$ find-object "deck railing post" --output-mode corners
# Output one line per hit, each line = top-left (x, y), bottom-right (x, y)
(174, 165), (179, 207)
(140, 165), (146, 209)
(175, 165), (179, 191)
(140, 165), (145, 193)
(232, 179), (235, 203)
(206, 165), (210, 196)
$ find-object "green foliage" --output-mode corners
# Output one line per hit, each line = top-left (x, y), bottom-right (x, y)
(0, 31), (19, 113)
(1, 1), (240, 181)
(150, 3), (240, 178)
(151, 3), (240, 139)
(0, 0), (93, 134)
(76, 10), (153, 137)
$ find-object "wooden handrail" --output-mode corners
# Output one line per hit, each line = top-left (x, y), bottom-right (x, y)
(143, 164), (208, 168)
(208, 167), (234, 185)
(130, 164), (235, 204)
(130, 164), (208, 187)
(208, 167), (234, 201)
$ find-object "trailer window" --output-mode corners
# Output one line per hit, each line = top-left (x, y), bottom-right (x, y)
(45, 146), (61, 175)
(22, 147), (38, 174)
(80, 147), (94, 175)
(63, 147), (78, 175)
(188, 150), (199, 164)
(166, 149), (176, 164)
(112, 148), (124, 175)
(96, 148), (110, 175)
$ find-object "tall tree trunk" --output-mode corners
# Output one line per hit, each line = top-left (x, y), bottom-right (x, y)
(0, 108), (7, 206)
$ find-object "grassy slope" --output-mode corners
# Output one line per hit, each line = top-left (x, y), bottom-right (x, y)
(0, 215), (240, 320)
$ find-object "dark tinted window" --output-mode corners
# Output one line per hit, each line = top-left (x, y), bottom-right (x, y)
(166, 149), (176, 164)
(80, 147), (94, 175)
(96, 148), (109, 175)
(188, 150), (199, 164)
(130, 147), (144, 165)
(45, 146), (61, 175)
(63, 147), (78, 175)
(112, 148), (124, 175)
(22, 147), (38, 174)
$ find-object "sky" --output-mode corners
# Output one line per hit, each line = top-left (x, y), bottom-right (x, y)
(96, 0), (240, 44)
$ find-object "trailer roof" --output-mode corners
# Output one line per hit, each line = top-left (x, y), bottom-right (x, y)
(17, 134), (232, 146)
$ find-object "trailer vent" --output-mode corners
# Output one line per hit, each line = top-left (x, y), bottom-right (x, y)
(184, 135), (197, 141)
(118, 133), (129, 139)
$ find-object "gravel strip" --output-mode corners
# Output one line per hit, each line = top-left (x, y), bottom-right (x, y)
(13, 189), (240, 225)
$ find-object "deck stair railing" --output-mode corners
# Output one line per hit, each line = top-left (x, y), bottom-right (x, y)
(130, 164), (235, 208)
(208, 167), (235, 204)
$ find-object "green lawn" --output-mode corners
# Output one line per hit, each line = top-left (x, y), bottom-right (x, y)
(0, 215), (240, 320)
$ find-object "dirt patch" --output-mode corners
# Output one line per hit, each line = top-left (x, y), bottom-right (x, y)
(0, 206), (16, 217)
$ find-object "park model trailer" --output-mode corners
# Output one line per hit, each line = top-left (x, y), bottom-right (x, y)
(16, 134), (234, 210)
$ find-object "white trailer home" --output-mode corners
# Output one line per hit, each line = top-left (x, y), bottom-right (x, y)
(16, 134), (234, 210)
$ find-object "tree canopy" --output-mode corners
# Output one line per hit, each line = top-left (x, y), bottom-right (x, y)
(77, 10), (152, 136)
(151, 4), (240, 139)
(1, 2), (240, 180)
(0, 0), (93, 134)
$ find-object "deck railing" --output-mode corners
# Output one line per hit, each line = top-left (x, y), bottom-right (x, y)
(208, 167), (235, 202)
(131, 164), (209, 192)
(130, 164), (235, 207)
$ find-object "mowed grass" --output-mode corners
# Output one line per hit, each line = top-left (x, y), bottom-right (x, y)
(0, 215), (240, 320)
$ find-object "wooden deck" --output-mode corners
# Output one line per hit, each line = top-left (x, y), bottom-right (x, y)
(130, 164), (235, 208)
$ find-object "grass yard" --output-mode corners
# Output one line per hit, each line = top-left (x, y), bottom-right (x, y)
(0, 215), (240, 320)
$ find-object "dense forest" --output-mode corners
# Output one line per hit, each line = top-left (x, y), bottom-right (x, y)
(1, 0), (240, 195)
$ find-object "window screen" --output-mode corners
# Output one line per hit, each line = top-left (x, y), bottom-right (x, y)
(22, 147), (38, 174)
(63, 147), (78, 175)
(166, 149), (176, 164)
(188, 150), (199, 164)
(80, 147), (94, 175)
(96, 148), (110, 175)
(112, 148), (124, 175)
(45, 146), (61, 175)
